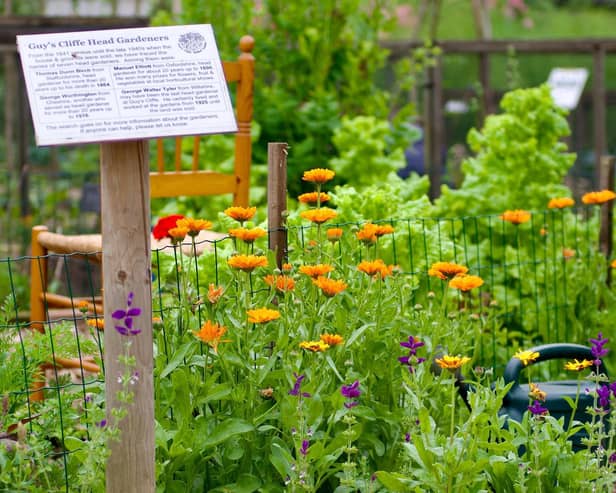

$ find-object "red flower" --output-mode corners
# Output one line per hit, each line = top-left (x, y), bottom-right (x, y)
(153, 214), (185, 240)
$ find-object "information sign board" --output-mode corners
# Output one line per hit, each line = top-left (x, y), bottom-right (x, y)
(546, 68), (589, 111)
(17, 24), (237, 146)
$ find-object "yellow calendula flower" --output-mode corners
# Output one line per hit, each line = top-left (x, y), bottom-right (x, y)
(263, 274), (295, 292)
(513, 350), (540, 366)
(86, 318), (104, 330)
(312, 276), (347, 297)
(229, 227), (267, 243)
(299, 264), (334, 278)
(374, 224), (395, 236)
(298, 192), (330, 204)
(299, 340), (330, 352)
(247, 308), (281, 324)
(529, 383), (547, 402)
(547, 197), (575, 209)
(448, 274), (484, 292)
(357, 259), (394, 279)
(326, 228), (343, 243)
(224, 206), (257, 222)
(302, 168), (335, 184)
(300, 208), (338, 225)
(176, 217), (213, 237)
(582, 190), (616, 205)
(428, 261), (468, 280)
(168, 226), (189, 243)
(193, 320), (227, 353)
(227, 254), (268, 272)
(356, 223), (379, 244)
(500, 209), (531, 225)
(320, 333), (344, 346)
(435, 354), (471, 372)
(207, 284), (224, 304)
(564, 359), (594, 372)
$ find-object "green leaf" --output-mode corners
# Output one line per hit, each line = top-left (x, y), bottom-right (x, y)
(201, 419), (254, 450)
(159, 341), (195, 379)
(375, 471), (412, 492)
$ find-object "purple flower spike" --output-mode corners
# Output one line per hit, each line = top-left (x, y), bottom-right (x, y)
(598, 384), (612, 409)
(399, 335), (426, 373)
(112, 292), (142, 336)
(528, 400), (548, 416)
(341, 380), (361, 408)
(288, 373), (311, 398)
(590, 332), (609, 364)
(400, 335), (425, 355)
(299, 439), (309, 456)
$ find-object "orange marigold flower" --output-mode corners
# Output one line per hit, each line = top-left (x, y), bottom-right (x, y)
(207, 284), (224, 304)
(356, 223), (379, 244)
(564, 359), (594, 372)
(547, 197), (575, 209)
(168, 226), (189, 243)
(176, 217), (213, 237)
(227, 254), (268, 272)
(86, 318), (104, 330)
(513, 349), (540, 366)
(313, 276), (347, 297)
(540, 227), (548, 236)
(611, 259), (616, 269)
(224, 206), (257, 222)
(435, 354), (471, 371)
(264, 274), (296, 292)
(582, 190), (616, 205)
(562, 248), (576, 260)
(357, 259), (394, 279)
(302, 168), (335, 184)
(375, 224), (395, 236)
(320, 333), (344, 346)
(282, 263), (293, 272)
(77, 300), (89, 313)
(327, 228), (343, 242)
(449, 274), (484, 291)
(298, 192), (330, 204)
(299, 340), (330, 352)
(428, 261), (468, 280)
(299, 264), (334, 278)
(194, 320), (227, 353)
(229, 227), (267, 243)
(247, 308), (281, 324)
(500, 209), (531, 225)
(300, 207), (337, 224)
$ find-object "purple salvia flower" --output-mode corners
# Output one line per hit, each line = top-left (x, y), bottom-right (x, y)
(299, 439), (309, 457)
(597, 384), (611, 409)
(610, 452), (616, 464)
(112, 291), (142, 336)
(399, 335), (426, 373)
(400, 335), (425, 354)
(528, 400), (548, 416)
(341, 380), (361, 408)
(96, 419), (107, 428)
(589, 332), (609, 365)
(288, 373), (311, 398)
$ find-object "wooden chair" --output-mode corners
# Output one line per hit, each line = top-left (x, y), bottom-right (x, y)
(27, 36), (256, 393)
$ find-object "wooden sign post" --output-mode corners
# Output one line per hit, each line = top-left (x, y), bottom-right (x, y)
(17, 25), (237, 492)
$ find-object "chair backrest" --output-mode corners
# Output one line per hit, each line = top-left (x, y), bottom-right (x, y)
(150, 34), (255, 206)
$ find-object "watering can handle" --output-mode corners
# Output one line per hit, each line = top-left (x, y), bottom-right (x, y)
(502, 343), (607, 386)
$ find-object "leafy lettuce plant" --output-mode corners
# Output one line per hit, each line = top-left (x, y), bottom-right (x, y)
(435, 84), (576, 218)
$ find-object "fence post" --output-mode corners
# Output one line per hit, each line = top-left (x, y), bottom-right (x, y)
(101, 140), (155, 493)
(593, 45), (607, 189)
(599, 155), (615, 286)
(267, 143), (288, 269)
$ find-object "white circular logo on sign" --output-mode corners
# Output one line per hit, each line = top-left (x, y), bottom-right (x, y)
(178, 32), (206, 53)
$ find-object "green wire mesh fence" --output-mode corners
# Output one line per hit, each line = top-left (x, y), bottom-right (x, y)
(0, 207), (611, 491)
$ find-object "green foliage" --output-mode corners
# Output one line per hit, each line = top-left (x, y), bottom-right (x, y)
(328, 115), (420, 188)
(435, 84), (575, 217)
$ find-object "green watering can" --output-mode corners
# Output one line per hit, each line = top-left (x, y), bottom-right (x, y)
(499, 343), (608, 448)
